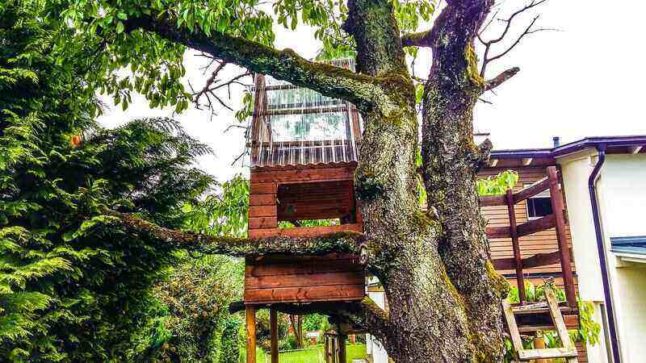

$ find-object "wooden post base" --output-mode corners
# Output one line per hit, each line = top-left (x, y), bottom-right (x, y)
(246, 306), (257, 363)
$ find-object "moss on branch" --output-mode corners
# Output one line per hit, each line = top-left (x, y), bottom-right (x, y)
(124, 15), (390, 111)
(107, 210), (364, 257)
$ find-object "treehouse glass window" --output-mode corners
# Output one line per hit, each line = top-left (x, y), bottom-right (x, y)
(247, 59), (360, 167)
(526, 188), (552, 219)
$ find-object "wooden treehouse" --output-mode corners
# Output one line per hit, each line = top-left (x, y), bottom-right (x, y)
(242, 60), (581, 362)
(243, 59), (365, 363)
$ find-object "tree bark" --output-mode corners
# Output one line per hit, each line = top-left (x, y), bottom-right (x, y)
(422, 0), (508, 360)
(343, 0), (494, 361)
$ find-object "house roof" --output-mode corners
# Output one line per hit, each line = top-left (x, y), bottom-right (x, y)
(611, 236), (646, 264)
(487, 135), (646, 168)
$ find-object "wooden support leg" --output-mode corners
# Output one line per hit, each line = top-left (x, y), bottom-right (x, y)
(270, 308), (279, 363)
(338, 333), (347, 363)
(246, 306), (257, 363)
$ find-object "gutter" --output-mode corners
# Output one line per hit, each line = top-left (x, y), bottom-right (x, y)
(587, 145), (621, 363)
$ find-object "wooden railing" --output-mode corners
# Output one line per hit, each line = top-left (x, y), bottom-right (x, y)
(482, 166), (576, 307)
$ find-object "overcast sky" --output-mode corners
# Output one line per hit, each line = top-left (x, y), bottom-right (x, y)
(97, 0), (646, 181)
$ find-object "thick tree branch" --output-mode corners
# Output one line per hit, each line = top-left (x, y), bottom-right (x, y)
(484, 66), (520, 91)
(401, 30), (432, 48)
(106, 210), (364, 257)
(124, 15), (383, 110)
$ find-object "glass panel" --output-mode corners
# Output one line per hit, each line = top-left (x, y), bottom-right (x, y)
(527, 197), (553, 218)
(270, 112), (348, 141)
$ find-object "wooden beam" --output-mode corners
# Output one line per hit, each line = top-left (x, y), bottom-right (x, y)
(270, 308), (279, 363)
(630, 145), (643, 154)
(506, 189), (526, 304)
(489, 158), (499, 167)
(547, 166), (577, 308)
(522, 157), (533, 166)
(485, 226), (511, 239)
(516, 214), (556, 237)
(513, 177), (550, 203)
(246, 306), (257, 363)
(479, 195), (507, 207)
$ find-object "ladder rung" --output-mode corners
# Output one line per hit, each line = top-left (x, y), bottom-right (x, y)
(518, 347), (578, 360)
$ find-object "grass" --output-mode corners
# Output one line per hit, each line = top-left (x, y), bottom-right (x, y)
(242, 344), (366, 363)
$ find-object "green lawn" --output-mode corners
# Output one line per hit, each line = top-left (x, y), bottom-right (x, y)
(242, 344), (366, 363)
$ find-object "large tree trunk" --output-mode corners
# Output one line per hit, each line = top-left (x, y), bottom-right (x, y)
(421, 0), (507, 360)
(344, 0), (504, 361)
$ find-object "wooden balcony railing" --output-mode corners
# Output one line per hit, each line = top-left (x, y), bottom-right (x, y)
(482, 166), (576, 307)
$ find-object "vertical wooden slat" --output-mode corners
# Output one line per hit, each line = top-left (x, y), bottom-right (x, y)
(547, 166), (576, 307)
(270, 308), (279, 363)
(338, 332), (346, 363)
(506, 189), (526, 304)
(246, 306), (257, 363)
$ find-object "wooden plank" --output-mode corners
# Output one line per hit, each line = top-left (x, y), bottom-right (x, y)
(249, 205), (277, 218)
(251, 166), (355, 183)
(246, 306), (257, 363)
(518, 348), (578, 360)
(244, 284), (365, 304)
(250, 182), (277, 194)
(248, 228), (279, 238)
(548, 166), (577, 308)
(545, 285), (575, 351)
(513, 177), (550, 203)
(502, 299), (524, 359)
(516, 214), (556, 237)
(246, 260), (363, 278)
(479, 195), (507, 207)
(249, 225), (362, 239)
(493, 250), (564, 270)
(249, 217), (278, 229)
(249, 194), (276, 206)
(486, 226), (511, 239)
(506, 189), (525, 304)
(521, 250), (561, 269)
(249, 253), (360, 264)
(246, 271), (365, 289)
(270, 309), (278, 363)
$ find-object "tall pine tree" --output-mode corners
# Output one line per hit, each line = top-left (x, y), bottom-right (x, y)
(0, 2), (215, 360)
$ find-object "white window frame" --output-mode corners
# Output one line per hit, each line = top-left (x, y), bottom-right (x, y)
(525, 185), (552, 220)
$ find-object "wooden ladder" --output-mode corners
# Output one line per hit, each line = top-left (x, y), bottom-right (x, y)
(502, 285), (578, 362)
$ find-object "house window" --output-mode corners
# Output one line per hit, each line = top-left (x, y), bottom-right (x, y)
(526, 188), (552, 219)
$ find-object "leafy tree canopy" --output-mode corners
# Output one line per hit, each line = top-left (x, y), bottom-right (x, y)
(43, 0), (435, 113)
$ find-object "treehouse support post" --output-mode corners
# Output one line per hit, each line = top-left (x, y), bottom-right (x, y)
(506, 188), (525, 304)
(246, 306), (257, 363)
(338, 330), (347, 363)
(547, 166), (576, 307)
(270, 308), (279, 363)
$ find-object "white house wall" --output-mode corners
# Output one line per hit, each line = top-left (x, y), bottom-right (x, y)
(559, 152), (646, 362)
